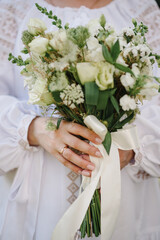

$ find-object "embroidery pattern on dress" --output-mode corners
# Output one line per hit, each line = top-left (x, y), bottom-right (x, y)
(129, 0), (160, 52)
(67, 171), (79, 204)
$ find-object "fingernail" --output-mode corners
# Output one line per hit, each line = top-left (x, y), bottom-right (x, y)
(78, 171), (82, 175)
(95, 151), (102, 157)
(95, 138), (102, 144)
(81, 170), (90, 177)
(87, 164), (95, 171)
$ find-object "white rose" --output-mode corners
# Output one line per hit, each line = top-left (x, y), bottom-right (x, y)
(76, 62), (99, 85)
(95, 62), (115, 90)
(28, 78), (54, 106)
(29, 37), (49, 55)
(28, 18), (47, 35)
(120, 73), (135, 89)
(120, 95), (136, 111)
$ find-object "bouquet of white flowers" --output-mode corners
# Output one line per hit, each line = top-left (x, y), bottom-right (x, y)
(9, 3), (160, 239)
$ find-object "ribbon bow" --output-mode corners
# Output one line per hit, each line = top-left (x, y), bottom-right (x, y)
(52, 115), (139, 240)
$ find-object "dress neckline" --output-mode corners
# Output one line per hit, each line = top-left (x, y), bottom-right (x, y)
(39, 0), (117, 12)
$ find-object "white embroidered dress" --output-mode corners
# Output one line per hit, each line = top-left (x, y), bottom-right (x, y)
(0, 0), (160, 240)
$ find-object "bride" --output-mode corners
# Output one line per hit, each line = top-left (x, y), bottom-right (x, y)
(0, 0), (160, 239)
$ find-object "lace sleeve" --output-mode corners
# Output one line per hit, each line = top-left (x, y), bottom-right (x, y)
(0, 0), (34, 61)
(129, 0), (160, 53)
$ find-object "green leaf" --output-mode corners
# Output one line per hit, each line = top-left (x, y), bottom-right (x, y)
(110, 95), (119, 114)
(97, 90), (110, 110)
(106, 114), (114, 128)
(103, 131), (112, 155)
(114, 112), (134, 129)
(85, 82), (99, 105)
(111, 39), (120, 62)
(114, 63), (135, 76)
(51, 91), (62, 103)
(56, 117), (66, 129)
(102, 44), (113, 64)
(109, 88), (117, 96)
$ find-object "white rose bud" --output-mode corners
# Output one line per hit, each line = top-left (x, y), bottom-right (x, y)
(28, 18), (47, 35)
(120, 94), (136, 111)
(29, 37), (49, 55)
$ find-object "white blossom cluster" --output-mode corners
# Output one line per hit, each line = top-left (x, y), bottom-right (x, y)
(19, 15), (159, 115)
(60, 84), (84, 109)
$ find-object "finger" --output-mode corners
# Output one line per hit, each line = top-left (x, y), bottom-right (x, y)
(81, 154), (90, 161)
(65, 122), (102, 145)
(62, 147), (95, 171)
(55, 152), (92, 177)
(63, 133), (102, 158)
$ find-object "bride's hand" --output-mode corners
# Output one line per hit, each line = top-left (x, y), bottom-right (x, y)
(28, 117), (103, 177)
(118, 149), (135, 169)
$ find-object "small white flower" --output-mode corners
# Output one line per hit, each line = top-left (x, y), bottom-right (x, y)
(139, 81), (159, 100)
(120, 95), (136, 111)
(29, 37), (49, 55)
(132, 63), (140, 77)
(28, 18), (47, 35)
(87, 18), (103, 36)
(60, 84), (84, 109)
(120, 73), (135, 89)
(122, 28), (134, 37)
(105, 34), (117, 48)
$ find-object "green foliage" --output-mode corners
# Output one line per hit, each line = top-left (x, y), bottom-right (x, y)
(102, 44), (113, 64)
(114, 63), (134, 76)
(110, 95), (119, 114)
(110, 39), (120, 62)
(21, 30), (34, 45)
(103, 131), (112, 155)
(85, 82), (99, 105)
(129, 75), (146, 96)
(8, 53), (29, 66)
(102, 42), (135, 76)
(35, 3), (63, 28)
(67, 26), (90, 49)
(132, 19), (148, 42)
(21, 48), (29, 54)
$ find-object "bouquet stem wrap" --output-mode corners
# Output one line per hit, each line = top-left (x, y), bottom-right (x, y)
(52, 115), (139, 240)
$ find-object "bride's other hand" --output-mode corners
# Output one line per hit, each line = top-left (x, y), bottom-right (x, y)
(118, 149), (135, 169)
(28, 117), (103, 177)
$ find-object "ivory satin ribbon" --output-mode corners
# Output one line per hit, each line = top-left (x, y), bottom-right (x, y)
(52, 115), (139, 240)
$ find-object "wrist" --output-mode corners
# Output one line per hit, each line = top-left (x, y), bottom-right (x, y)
(27, 117), (40, 146)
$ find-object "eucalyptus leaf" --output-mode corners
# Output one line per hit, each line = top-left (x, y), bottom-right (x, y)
(102, 44), (113, 64)
(103, 131), (112, 155)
